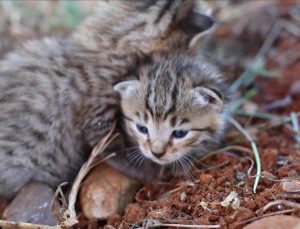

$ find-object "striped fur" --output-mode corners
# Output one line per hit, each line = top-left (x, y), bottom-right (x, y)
(0, 0), (215, 198)
(115, 54), (227, 166)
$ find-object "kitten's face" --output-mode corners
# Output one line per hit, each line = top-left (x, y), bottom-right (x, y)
(114, 56), (225, 165)
(121, 108), (223, 165)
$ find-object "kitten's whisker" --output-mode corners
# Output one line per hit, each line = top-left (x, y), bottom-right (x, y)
(134, 154), (143, 168)
(122, 149), (143, 169)
(117, 152), (135, 166)
(123, 146), (140, 151)
(170, 162), (174, 174)
(173, 160), (178, 175)
(171, 161), (178, 176)
(182, 161), (192, 181)
(185, 153), (198, 161)
(175, 160), (180, 176)
(181, 157), (196, 181)
(116, 149), (141, 169)
(183, 155), (198, 171)
(114, 146), (140, 154)
(182, 157), (193, 172)
(171, 161), (176, 176)
(137, 154), (145, 169)
(178, 159), (190, 181)
(207, 137), (220, 145)
(127, 150), (142, 165)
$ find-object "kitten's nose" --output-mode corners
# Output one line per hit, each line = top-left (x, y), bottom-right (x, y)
(151, 151), (165, 158)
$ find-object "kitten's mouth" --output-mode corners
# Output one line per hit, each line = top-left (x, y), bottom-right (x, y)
(150, 157), (171, 165)
(140, 147), (178, 165)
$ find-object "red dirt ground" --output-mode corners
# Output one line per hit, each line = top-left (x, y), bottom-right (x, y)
(0, 1), (299, 229)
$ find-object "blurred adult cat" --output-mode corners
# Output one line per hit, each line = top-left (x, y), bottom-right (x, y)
(0, 0), (215, 198)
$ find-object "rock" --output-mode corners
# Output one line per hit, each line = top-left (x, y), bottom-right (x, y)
(3, 182), (57, 226)
(80, 163), (142, 220)
(199, 174), (213, 185)
(234, 207), (255, 222)
(244, 215), (300, 229)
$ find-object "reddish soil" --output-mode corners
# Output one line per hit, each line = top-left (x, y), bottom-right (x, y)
(0, 1), (299, 229)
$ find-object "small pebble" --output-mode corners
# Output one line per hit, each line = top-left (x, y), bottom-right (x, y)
(199, 174), (213, 185)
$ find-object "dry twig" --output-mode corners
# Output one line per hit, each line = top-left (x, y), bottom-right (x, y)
(142, 219), (220, 229)
(256, 199), (300, 215)
(235, 209), (297, 226)
(229, 117), (261, 193)
(0, 220), (64, 229)
(51, 182), (68, 224)
(199, 145), (254, 161)
(65, 124), (118, 225)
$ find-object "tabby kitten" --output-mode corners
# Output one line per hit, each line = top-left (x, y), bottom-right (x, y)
(0, 0), (215, 198)
(110, 54), (227, 180)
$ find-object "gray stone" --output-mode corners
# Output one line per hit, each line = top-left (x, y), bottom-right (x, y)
(3, 182), (57, 226)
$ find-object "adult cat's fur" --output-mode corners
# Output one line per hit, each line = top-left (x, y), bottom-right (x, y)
(0, 0), (214, 198)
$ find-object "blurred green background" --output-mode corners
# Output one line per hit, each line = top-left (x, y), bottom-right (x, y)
(0, 0), (96, 57)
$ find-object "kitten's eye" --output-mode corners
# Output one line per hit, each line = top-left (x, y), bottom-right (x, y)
(136, 124), (148, 134)
(172, 130), (188, 139)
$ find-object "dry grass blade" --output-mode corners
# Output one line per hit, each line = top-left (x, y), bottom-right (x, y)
(65, 123), (118, 225)
(291, 112), (300, 144)
(229, 117), (261, 193)
(235, 209), (297, 226)
(256, 199), (300, 215)
(228, 112), (300, 139)
(143, 219), (220, 229)
(149, 224), (220, 228)
(51, 182), (68, 224)
(0, 220), (64, 229)
(199, 145), (254, 162)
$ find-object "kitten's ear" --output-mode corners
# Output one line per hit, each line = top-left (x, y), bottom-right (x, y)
(190, 87), (223, 111)
(186, 12), (215, 34)
(185, 12), (216, 50)
(113, 80), (139, 98)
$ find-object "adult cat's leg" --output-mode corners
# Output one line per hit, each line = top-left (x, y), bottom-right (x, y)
(0, 160), (32, 199)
